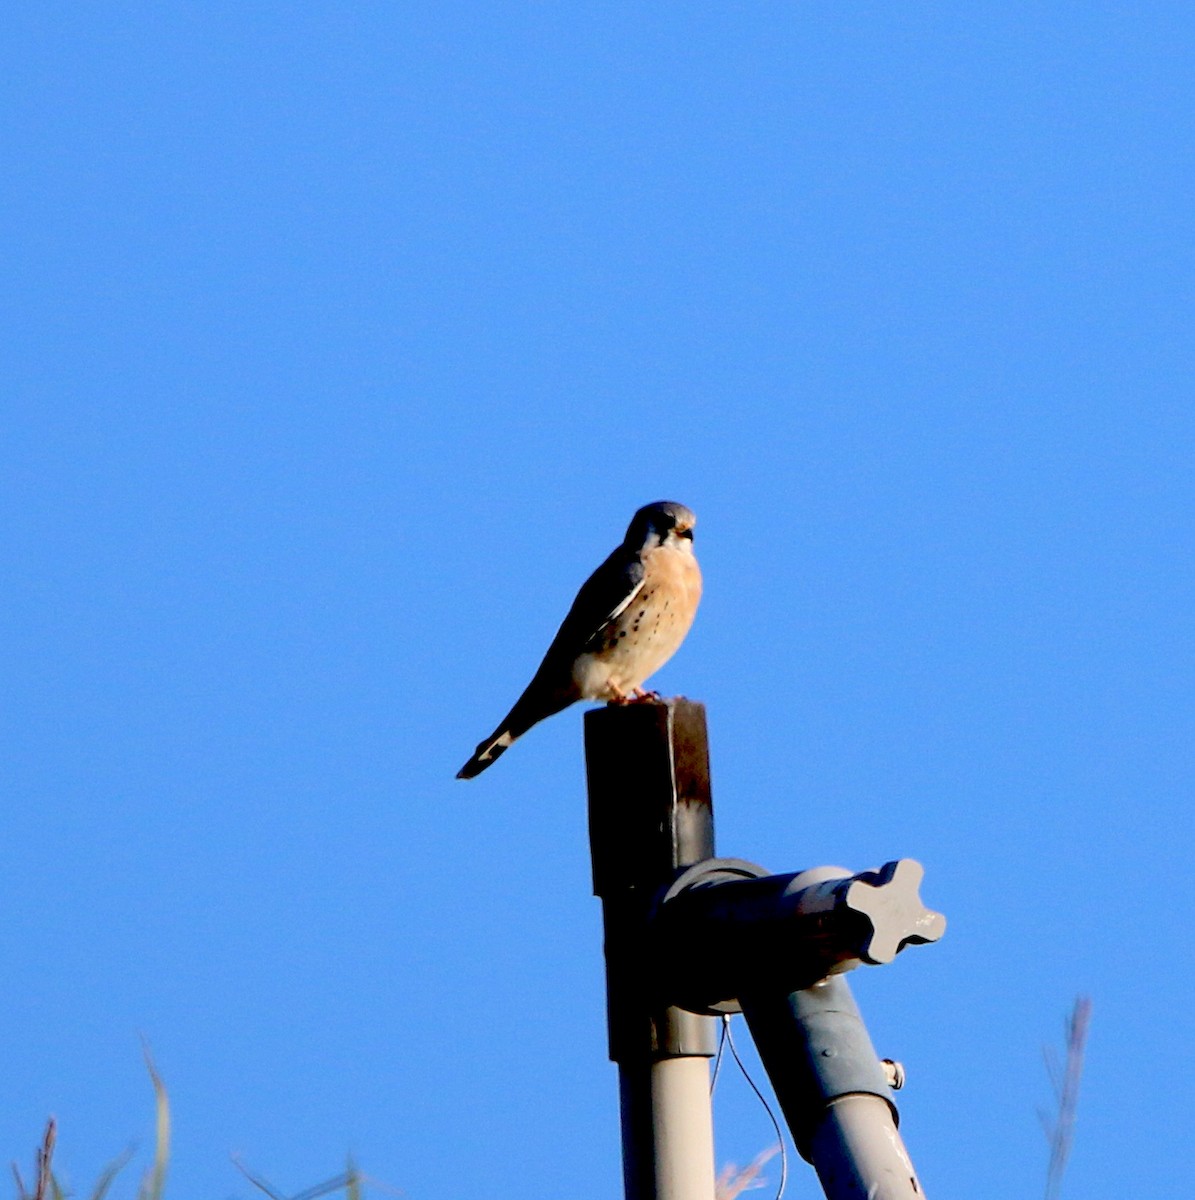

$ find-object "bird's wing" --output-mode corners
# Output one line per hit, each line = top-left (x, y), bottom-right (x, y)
(456, 546), (645, 779)
(542, 546), (645, 663)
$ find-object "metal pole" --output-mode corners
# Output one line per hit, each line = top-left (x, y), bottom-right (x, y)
(740, 975), (925, 1200)
(585, 699), (718, 1200)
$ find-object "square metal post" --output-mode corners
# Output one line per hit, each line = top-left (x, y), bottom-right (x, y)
(586, 699), (719, 1200)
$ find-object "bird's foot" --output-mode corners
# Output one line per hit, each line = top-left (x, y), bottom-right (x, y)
(605, 687), (663, 706)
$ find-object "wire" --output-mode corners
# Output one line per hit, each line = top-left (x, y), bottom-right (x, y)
(723, 1014), (789, 1200)
(709, 1013), (729, 1097)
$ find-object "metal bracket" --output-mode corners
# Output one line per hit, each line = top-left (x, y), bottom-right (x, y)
(652, 857), (946, 1014)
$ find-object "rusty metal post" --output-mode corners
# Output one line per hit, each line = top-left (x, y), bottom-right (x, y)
(585, 699), (718, 1200)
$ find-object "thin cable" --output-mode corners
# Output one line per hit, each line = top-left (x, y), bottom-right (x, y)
(709, 1013), (729, 1097)
(724, 1016), (789, 1200)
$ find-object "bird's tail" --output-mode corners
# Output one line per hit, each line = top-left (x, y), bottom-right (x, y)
(456, 725), (520, 779)
(455, 688), (574, 780)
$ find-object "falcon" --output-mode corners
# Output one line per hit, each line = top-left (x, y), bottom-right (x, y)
(457, 500), (702, 779)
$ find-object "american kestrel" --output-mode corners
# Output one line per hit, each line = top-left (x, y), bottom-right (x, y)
(456, 500), (702, 779)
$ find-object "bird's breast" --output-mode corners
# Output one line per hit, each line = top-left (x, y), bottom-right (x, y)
(573, 544), (701, 699)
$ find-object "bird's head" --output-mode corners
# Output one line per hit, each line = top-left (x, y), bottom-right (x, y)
(624, 501), (697, 551)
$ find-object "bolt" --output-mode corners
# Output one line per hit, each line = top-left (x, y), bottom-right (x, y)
(882, 1059), (905, 1090)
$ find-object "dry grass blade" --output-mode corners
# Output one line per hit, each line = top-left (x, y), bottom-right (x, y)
(137, 1044), (170, 1200)
(12, 1118), (58, 1200)
(36, 1119), (56, 1200)
(232, 1156), (358, 1200)
(88, 1146), (136, 1200)
(33, 1118), (56, 1200)
(290, 1174), (355, 1200)
(231, 1156), (287, 1200)
(716, 1144), (780, 1200)
(1043, 995), (1093, 1200)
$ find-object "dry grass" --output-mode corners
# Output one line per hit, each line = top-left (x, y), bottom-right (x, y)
(715, 1143), (780, 1200)
(1041, 995), (1093, 1200)
(11, 1052), (370, 1200)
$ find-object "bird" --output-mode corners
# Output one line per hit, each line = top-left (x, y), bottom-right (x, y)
(456, 500), (702, 779)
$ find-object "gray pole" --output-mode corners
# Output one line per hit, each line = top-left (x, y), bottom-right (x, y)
(658, 857), (941, 1199)
(584, 699), (943, 1200)
(740, 977), (925, 1200)
(585, 700), (719, 1200)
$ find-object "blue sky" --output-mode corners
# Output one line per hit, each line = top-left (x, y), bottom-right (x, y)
(3, 4), (1193, 1198)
